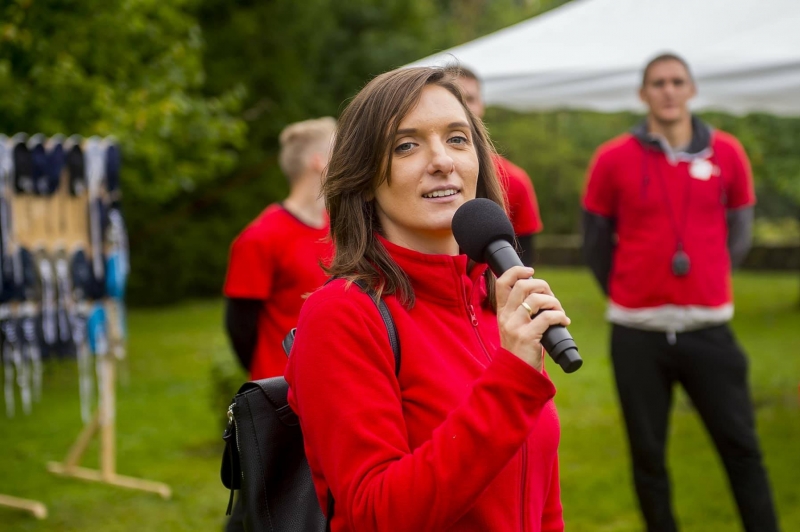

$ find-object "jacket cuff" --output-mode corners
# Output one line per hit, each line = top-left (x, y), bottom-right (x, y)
(491, 347), (557, 402)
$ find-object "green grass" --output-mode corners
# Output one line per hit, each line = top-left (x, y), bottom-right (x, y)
(544, 268), (800, 532)
(0, 268), (797, 531)
(0, 301), (240, 531)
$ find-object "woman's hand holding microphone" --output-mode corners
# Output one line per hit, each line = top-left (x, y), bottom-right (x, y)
(495, 266), (571, 372)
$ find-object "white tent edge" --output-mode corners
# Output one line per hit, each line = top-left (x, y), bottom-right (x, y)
(409, 0), (800, 117)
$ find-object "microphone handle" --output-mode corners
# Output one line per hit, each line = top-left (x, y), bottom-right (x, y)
(539, 324), (583, 374)
(484, 240), (583, 373)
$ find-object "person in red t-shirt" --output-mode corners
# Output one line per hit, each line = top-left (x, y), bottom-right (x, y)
(223, 117), (335, 380)
(455, 67), (543, 265)
(582, 54), (778, 532)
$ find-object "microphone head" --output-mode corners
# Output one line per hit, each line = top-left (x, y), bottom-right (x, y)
(452, 198), (515, 263)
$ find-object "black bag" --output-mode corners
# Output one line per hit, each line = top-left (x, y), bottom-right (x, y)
(221, 280), (400, 532)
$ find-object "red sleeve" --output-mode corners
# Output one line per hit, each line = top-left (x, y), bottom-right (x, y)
(722, 135), (756, 209)
(222, 227), (274, 299)
(541, 455), (564, 531)
(495, 157), (543, 235)
(582, 147), (617, 218)
(286, 286), (556, 532)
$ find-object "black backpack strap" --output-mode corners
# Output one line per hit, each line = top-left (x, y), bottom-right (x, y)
(277, 277), (400, 530)
(350, 278), (400, 377)
(319, 278), (401, 531)
(282, 277), (401, 377)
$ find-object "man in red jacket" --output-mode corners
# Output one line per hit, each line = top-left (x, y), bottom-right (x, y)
(223, 117), (335, 380)
(456, 67), (544, 265)
(582, 54), (778, 532)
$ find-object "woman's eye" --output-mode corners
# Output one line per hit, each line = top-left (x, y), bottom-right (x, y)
(395, 142), (415, 153)
(449, 135), (469, 145)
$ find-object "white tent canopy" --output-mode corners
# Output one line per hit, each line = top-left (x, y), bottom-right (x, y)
(410, 0), (800, 116)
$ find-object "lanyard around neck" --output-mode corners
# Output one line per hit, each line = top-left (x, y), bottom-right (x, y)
(646, 149), (692, 252)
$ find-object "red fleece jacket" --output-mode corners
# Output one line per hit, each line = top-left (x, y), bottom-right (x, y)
(286, 237), (563, 532)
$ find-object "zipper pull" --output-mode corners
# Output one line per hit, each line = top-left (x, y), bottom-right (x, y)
(223, 404), (236, 441)
(224, 402), (237, 515)
(468, 304), (478, 327)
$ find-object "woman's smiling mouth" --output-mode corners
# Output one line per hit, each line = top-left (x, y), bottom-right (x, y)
(422, 188), (460, 199)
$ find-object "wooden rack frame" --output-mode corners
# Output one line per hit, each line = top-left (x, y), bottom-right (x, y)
(47, 348), (171, 499)
(1, 137), (169, 520)
(0, 494), (47, 520)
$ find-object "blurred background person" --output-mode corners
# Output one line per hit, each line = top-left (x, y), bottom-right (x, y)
(222, 116), (336, 532)
(287, 66), (569, 531)
(455, 67), (544, 266)
(582, 53), (779, 532)
(222, 116), (336, 380)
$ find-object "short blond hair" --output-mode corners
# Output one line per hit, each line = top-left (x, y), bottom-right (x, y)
(278, 117), (337, 182)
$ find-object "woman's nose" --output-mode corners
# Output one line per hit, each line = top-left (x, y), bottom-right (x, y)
(427, 144), (455, 176)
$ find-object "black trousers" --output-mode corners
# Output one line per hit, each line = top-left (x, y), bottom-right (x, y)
(610, 324), (779, 532)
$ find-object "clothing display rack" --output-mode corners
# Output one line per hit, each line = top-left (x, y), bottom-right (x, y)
(0, 134), (169, 520)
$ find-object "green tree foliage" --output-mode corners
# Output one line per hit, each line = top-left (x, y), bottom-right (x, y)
(0, 0), (246, 203)
(141, 0), (453, 305)
(702, 112), (800, 216)
(0, 0), (246, 305)
(4, 0), (795, 304)
(197, 0), (443, 178)
(486, 108), (800, 235)
(138, 0), (571, 305)
(486, 109), (641, 234)
(150, 0), (797, 303)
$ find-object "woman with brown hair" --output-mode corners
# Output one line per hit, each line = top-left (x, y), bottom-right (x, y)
(285, 65), (569, 532)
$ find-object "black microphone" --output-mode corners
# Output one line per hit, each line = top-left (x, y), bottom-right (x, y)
(452, 198), (582, 373)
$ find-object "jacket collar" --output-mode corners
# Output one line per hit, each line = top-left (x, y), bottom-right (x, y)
(377, 234), (488, 307)
(631, 115), (714, 163)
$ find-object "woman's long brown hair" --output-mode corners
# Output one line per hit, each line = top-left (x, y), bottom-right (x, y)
(323, 66), (507, 309)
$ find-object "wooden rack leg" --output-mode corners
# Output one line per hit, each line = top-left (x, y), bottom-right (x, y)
(100, 352), (115, 480)
(62, 410), (101, 470)
(0, 494), (48, 519)
(47, 354), (171, 499)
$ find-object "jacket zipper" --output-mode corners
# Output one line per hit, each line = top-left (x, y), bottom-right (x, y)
(464, 282), (492, 363)
(520, 442), (528, 532)
(465, 275), (526, 530)
(464, 275), (526, 529)
(467, 304), (478, 327)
